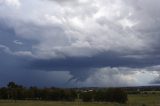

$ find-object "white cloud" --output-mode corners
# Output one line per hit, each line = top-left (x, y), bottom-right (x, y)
(13, 40), (23, 45)
(14, 51), (34, 57)
(0, 0), (160, 58)
(0, 44), (35, 57)
(78, 66), (160, 87)
(0, 44), (12, 54)
(0, 0), (20, 8)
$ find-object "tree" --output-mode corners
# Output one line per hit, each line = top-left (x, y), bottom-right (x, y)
(81, 91), (93, 102)
(106, 88), (128, 103)
(7, 82), (24, 102)
(7, 82), (17, 100)
(94, 88), (128, 103)
(0, 82), (128, 103)
(0, 87), (8, 99)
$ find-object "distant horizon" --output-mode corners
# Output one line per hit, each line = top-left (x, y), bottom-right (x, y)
(1, 81), (160, 88)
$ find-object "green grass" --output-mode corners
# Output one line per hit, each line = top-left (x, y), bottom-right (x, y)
(0, 94), (160, 106)
(0, 101), (116, 106)
(127, 94), (160, 106)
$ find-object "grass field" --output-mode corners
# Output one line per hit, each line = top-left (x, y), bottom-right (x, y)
(0, 94), (160, 106)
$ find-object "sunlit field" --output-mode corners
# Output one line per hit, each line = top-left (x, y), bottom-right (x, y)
(0, 94), (160, 106)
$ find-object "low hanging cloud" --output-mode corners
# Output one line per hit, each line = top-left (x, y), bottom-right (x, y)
(79, 66), (160, 87)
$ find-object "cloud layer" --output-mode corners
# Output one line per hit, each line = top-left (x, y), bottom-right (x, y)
(0, 0), (160, 87)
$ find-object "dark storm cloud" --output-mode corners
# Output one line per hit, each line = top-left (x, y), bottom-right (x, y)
(1, 0), (160, 87)
(27, 53), (160, 71)
(151, 80), (160, 84)
(0, 21), (71, 87)
(0, 50), (31, 86)
(25, 52), (160, 82)
(0, 50), (72, 87)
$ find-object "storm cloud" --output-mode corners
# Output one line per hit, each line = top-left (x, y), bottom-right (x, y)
(0, 0), (160, 87)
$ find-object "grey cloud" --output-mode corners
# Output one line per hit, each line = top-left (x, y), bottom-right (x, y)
(25, 52), (160, 82)
(0, 43), (160, 87)
(1, 0), (160, 87)
(77, 66), (160, 87)
(0, 20), (37, 52)
(0, 0), (20, 7)
(0, 0), (156, 59)
(0, 50), (73, 87)
(47, 0), (77, 3)
(151, 79), (160, 85)
(0, 44), (12, 54)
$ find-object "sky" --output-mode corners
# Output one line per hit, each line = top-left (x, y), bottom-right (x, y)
(0, 0), (160, 87)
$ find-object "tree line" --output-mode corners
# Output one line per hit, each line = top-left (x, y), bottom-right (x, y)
(0, 82), (128, 103)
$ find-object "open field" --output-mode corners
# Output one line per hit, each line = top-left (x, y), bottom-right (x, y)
(128, 94), (160, 106)
(0, 94), (160, 106)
